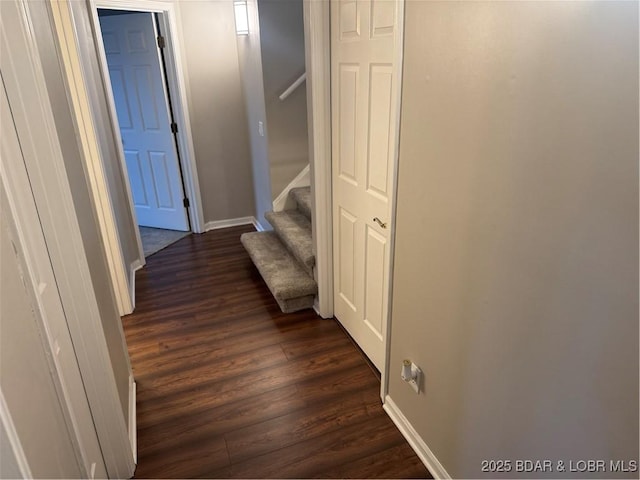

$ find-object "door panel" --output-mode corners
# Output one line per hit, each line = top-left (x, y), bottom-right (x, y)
(338, 65), (359, 183)
(366, 65), (393, 200)
(332, 0), (400, 371)
(364, 225), (386, 340)
(100, 12), (188, 231)
(109, 67), (134, 129)
(124, 150), (148, 206)
(149, 151), (175, 209)
(370, 0), (395, 37)
(133, 66), (161, 130)
(338, 207), (358, 311)
(340, 0), (361, 40)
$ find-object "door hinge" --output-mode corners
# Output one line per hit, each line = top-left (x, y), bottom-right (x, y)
(183, 198), (190, 208)
(171, 122), (178, 134)
(157, 35), (165, 49)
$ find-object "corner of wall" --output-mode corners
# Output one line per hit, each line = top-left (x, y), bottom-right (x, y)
(236, 0), (273, 227)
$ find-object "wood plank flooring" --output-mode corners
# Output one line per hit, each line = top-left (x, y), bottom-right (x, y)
(121, 225), (430, 479)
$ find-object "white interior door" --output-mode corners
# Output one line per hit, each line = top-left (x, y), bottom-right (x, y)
(331, 0), (401, 371)
(99, 11), (189, 231)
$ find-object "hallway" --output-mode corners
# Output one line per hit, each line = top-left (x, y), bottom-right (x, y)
(122, 225), (430, 478)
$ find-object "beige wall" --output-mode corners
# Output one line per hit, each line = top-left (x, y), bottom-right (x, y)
(179, 0), (256, 222)
(237, 0), (273, 228)
(258, 0), (308, 199)
(1, 199), (82, 479)
(28, 0), (132, 419)
(389, 1), (639, 478)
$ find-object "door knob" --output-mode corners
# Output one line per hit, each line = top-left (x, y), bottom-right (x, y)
(373, 217), (387, 229)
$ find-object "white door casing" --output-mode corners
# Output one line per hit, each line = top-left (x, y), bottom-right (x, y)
(99, 11), (189, 231)
(1, 78), (107, 479)
(1, 0), (135, 475)
(331, 0), (402, 371)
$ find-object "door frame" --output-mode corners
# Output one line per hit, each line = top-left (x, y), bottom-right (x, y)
(2, 76), (106, 478)
(50, 0), (135, 316)
(303, 0), (333, 320)
(1, 0), (135, 475)
(90, 0), (204, 233)
(304, 0), (405, 399)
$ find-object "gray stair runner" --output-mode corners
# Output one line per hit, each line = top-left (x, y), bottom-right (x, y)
(264, 210), (314, 275)
(241, 186), (316, 313)
(289, 187), (312, 221)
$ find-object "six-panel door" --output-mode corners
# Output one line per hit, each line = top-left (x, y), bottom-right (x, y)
(331, 0), (399, 371)
(100, 12), (189, 231)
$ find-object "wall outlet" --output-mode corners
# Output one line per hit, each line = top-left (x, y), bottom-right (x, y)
(401, 360), (422, 394)
(258, 121), (264, 137)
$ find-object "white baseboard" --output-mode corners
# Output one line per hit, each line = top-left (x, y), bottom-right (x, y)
(128, 259), (144, 314)
(252, 218), (267, 232)
(128, 375), (137, 464)
(204, 216), (256, 232)
(272, 164), (310, 212)
(383, 395), (451, 479)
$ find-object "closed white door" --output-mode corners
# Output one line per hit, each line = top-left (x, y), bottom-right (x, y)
(99, 12), (189, 231)
(331, 0), (401, 371)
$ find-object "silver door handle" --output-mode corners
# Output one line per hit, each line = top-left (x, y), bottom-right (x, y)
(373, 217), (387, 229)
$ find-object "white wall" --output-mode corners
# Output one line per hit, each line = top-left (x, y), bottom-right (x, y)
(389, 1), (639, 478)
(258, 0), (308, 200)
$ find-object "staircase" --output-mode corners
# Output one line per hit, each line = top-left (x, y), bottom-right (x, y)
(241, 187), (316, 313)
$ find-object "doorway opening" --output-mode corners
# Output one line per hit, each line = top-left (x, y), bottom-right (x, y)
(95, 7), (197, 258)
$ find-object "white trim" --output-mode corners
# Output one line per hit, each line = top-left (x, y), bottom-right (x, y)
(71, 0), (145, 290)
(253, 219), (267, 232)
(383, 396), (451, 480)
(272, 164), (310, 212)
(91, 0), (205, 233)
(381, 0), (406, 401)
(1, 2), (134, 476)
(49, 0), (133, 317)
(304, 0), (333, 319)
(0, 390), (33, 479)
(204, 216), (257, 232)
(129, 259), (144, 311)
(0, 102), (105, 478)
(128, 376), (137, 464)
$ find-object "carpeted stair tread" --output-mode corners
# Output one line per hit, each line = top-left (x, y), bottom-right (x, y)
(289, 187), (312, 221)
(240, 231), (316, 313)
(264, 210), (314, 275)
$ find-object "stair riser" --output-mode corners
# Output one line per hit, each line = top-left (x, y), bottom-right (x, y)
(264, 210), (315, 276)
(289, 187), (312, 221)
(241, 231), (317, 313)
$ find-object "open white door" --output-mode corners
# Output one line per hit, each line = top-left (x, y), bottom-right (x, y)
(99, 11), (189, 231)
(331, 0), (402, 371)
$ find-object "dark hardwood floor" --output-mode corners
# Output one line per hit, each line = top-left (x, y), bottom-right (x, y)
(122, 225), (431, 479)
